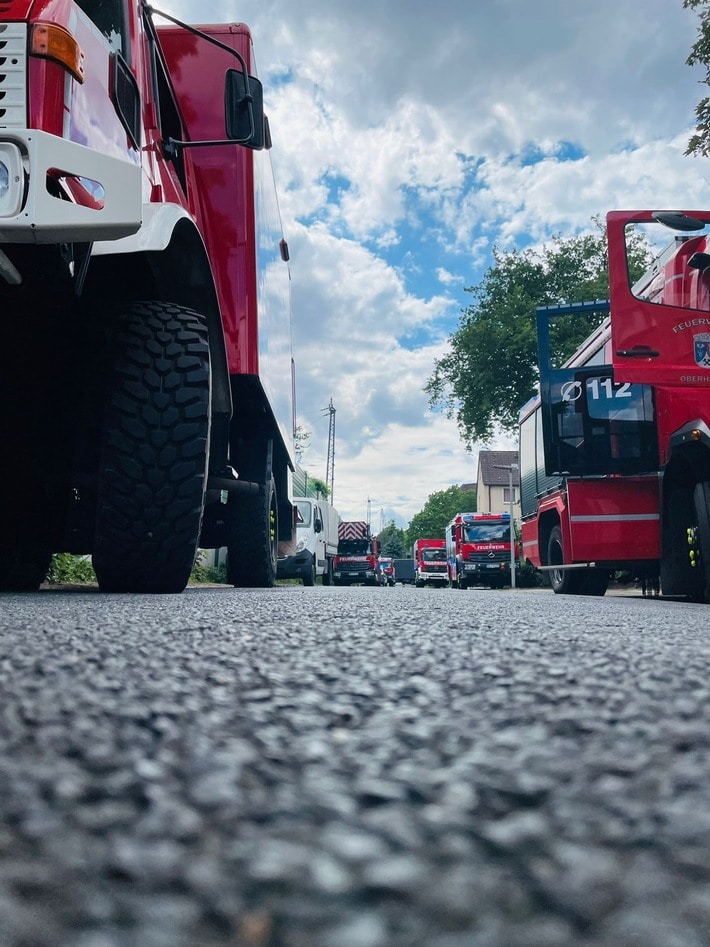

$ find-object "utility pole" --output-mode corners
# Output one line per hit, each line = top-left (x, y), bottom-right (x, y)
(323, 398), (335, 503)
(494, 463), (519, 590)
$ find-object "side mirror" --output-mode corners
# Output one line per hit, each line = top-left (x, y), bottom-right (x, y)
(225, 69), (265, 150)
(314, 519), (322, 534)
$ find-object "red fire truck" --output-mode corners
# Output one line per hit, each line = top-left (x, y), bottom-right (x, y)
(519, 209), (710, 601)
(445, 512), (518, 589)
(332, 521), (380, 586)
(0, 2), (296, 592)
(413, 538), (448, 587)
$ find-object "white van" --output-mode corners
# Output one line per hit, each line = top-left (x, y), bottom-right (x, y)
(277, 497), (339, 585)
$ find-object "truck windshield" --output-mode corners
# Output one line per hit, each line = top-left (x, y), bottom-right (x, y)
(296, 501), (312, 528)
(421, 548), (447, 561)
(463, 522), (510, 542)
(338, 539), (370, 555)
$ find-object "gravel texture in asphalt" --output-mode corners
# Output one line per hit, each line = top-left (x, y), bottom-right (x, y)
(0, 584), (709, 946)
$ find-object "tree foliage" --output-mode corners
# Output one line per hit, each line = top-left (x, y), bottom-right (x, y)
(685, 0), (710, 156)
(425, 225), (651, 447)
(405, 485), (475, 548)
(377, 520), (406, 557)
(309, 476), (330, 499)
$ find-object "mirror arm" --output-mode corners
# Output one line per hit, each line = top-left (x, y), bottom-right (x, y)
(144, 3), (250, 75)
(144, 2), (257, 154)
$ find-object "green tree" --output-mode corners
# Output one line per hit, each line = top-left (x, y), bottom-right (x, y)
(377, 520), (406, 557)
(405, 485), (475, 548)
(309, 476), (330, 499)
(685, 0), (710, 156)
(425, 225), (651, 447)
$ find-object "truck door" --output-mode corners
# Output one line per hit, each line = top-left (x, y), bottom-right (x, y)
(537, 301), (658, 477)
(314, 503), (325, 565)
(607, 209), (710, 386)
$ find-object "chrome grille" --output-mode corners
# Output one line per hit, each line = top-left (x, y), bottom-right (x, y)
(0, 23), (26, 128)
(467, 550), (509, 564)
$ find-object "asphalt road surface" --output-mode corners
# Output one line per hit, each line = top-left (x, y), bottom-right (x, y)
(1, 583), (709, 947)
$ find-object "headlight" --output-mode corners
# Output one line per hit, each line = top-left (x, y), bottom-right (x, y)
(0, 143), (23, 216)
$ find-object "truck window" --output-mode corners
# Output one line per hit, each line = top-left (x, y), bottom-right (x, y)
(295, 501), (311, 528)
(629, 220), (710, 312)
(75, 0), (128, 58)
(338, 539), (369, 555)
(463, 522), (511, 542)
(421, 548), (446, 561)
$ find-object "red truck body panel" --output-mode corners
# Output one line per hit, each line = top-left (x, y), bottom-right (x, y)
(158, 24), (294, 444)
(158, 25), (258, 376)
(608, 211), (710, 387)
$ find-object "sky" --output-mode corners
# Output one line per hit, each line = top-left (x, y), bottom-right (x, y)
(162, 0), (707, 528)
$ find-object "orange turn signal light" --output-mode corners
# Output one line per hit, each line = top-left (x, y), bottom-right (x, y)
(31, 23), (85, 84)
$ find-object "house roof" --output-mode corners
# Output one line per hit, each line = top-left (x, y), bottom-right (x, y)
(477, 450), (519, 486)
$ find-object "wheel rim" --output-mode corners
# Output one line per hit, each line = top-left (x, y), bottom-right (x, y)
(549, 538), (564, 588)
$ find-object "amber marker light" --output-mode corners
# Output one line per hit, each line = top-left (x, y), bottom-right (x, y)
(30, 23), (85, 83)
(691, 429), (702, 441)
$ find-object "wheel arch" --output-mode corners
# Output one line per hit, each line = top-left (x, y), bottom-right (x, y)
(538, 506), (562, 567)
(89, 209), (230, 419)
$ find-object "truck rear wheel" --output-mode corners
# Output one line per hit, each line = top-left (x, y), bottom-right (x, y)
(227, 474), (278, 588)
(303, 554), (316, 586)
(92, 302), (210, 593)
(547, 525), (583, 595)
(0, 548), (52, 591)
(579, 569), (609, 596)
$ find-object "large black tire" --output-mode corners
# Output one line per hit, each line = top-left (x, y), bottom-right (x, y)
(0, 549), (52, 592)
(693, 481), (710, 603)
(547, 525), (584, 595)
(92, 302), (210, 593)
(579, 569), (609, 597)
(227, 474), (278, 588)
(303, 554), (316, 587)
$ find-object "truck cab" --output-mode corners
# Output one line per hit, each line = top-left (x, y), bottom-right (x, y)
(446, 512), (517, 589)
(277, 497), (339, 586)
(413, 539), (448, 587)
(333, 521), (381, 586)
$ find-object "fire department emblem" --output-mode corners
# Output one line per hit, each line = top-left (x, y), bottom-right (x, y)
(694, 332), (710, 368)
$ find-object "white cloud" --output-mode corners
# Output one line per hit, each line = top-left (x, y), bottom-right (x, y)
(161, 0), (704, 524)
